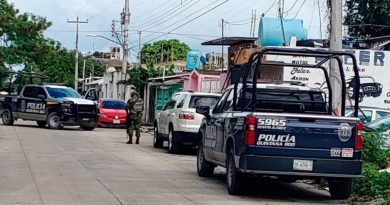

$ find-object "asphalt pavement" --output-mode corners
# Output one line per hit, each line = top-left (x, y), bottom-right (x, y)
(0, 121), (345, 205)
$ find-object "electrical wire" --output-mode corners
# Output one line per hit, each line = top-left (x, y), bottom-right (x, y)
(140, 0), (221, 42)
(131, 0), (184, 28)
(283, 0), (299, 14)
(136, 0), (201, 31)
(131, 0), (230, 49)
(287, 0), (307, 20)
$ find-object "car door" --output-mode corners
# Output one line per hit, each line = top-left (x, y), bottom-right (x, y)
(17, 86), (38, 119)
(34, 87), (48, 121)
(204, 89), (230, 161)
(159, 94), (179, 135)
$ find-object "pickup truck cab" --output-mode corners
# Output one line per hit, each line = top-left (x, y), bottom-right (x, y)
(0, 84), (98, 130)
(196, 47), (362, 199)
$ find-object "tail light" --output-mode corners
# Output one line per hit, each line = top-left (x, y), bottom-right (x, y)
(179, 112), (195, 120)
(355, 121), (364, 151)
(245, 115), (256, 145)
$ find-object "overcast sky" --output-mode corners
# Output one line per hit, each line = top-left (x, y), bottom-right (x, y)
(9, 0), (329, 62)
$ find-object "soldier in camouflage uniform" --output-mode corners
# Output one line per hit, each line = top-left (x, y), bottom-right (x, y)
(125, 91), (144, 144)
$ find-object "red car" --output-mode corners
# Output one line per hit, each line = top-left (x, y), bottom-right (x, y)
(98, 98), (127, 127)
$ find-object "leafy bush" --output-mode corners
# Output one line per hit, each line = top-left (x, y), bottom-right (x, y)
(353, 164), (390, 203)
(352, 130), (390, 204)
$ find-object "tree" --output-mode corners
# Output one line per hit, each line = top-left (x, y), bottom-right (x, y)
(141, 39), (191, 65)
(344, 0), (390, 38)
(0, 0), (104, 88)
(120, 65), (159, 98)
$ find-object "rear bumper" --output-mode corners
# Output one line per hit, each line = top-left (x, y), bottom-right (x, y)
(238, 155), (362, 178)
(173, 131), (200, 145)
(98, 117), (126, 127)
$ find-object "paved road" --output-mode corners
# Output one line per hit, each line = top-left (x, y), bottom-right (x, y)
(0, 121), (345, 205)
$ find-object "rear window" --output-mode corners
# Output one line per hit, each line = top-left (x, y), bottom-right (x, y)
(102, 100), (126, 110)
(239, 89), (327, 114)
(189, 96), (219, 109)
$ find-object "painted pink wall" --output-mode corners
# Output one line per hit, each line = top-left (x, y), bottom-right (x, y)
(182, 71), (223, 92)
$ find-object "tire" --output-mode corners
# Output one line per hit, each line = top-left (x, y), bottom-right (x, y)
(328, 179), (352, 200)
(153, 124), (164, 148)
(168, 128), (180, 154)
(1, 109), (14, 125)
(81, 126), (95, 131)
(197, 139), (215, 177)
(47, 112), (62, 129)
(36, 121), (47, 128)
(226, 146), (246, 195)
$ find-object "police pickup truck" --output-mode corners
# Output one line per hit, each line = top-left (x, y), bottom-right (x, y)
(195, 48), (362, 199)
(0, 84), (98, 130)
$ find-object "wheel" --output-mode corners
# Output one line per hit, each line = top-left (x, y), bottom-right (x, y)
(168, 128), (180, 154)
(1, 109), (14, 125)
(226, 146), (247, 195)
(328, 179), (352, 199)
(153, 124), (164, 148)
(81, 126), (95, 131)
(36, 121), (47, 128)
(197, 139), (215, 177)
(47, 112), (62, 129)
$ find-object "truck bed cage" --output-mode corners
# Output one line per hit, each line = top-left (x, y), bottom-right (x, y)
(233, 47), (360, 117)
(1, 71), (50, 94)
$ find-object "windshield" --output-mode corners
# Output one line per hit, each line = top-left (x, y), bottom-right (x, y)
(189, 96), (219, 109)
(102, 100), (126, 110)
(46, 87), (81, 98)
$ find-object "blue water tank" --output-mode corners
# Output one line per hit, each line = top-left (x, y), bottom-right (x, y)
(186, 50), (202, 70)
(258, 17), (307, 46)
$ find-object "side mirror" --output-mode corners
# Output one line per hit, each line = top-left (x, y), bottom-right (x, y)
(196, 106), (210, 120)
(37, 94), (46, 100)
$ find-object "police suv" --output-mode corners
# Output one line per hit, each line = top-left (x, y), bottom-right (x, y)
(195, 48), (363, 199)
(0, 84), (98, 130)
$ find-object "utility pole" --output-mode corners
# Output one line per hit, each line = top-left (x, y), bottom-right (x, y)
(329, 0), (343, 115)
(221, 18), (225, 71)
(67, 16), (88, 91)
(121, 0), (130, 100)
(252, 10), (257, 37)
(250, 10), (254, 37)
(137, 30), (142, 65)
(82, 59), (86, 92)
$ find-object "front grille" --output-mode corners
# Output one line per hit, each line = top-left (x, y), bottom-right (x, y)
(77, 104), (96, 114)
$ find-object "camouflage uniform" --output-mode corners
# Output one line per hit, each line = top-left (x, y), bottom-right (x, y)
(126, 92), (144, 144)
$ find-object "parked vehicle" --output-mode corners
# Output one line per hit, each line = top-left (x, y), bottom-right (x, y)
(153, 91), (221, 153)
(98, 98), (127, 127)
(195, 48), (362, 199)
(0, 84), (98, 130)
(365, 116), (390, 149)
(345, 106), (390, 124)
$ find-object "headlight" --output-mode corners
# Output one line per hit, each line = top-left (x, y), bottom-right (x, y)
(100, 113), (107, 118)
(61, 101), (74, 108)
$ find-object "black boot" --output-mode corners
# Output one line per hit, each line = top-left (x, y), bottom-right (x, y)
(135, 137), (139, 144)
(127, 137), (133, 144)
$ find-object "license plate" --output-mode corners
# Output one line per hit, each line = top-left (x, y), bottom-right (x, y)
(113, 119), (120, 124)
(293, 160), (313, 171)
(82, 118), (89, 121)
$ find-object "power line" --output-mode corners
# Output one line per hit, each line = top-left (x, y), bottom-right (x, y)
(140, 0), (221, 42)
(131, 0), (231, 49)
(287, 0), (307, 20)
(130, 0), (181, 27)
(133, 0), (197, 30)
(283, 0), (299, 14)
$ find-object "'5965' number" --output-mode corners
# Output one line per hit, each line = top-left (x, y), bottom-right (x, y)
(258, 119), (287, 127)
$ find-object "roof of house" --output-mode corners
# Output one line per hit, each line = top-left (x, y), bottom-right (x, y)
(202, 37), (257, 46)
(148, 73), (190, 82)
